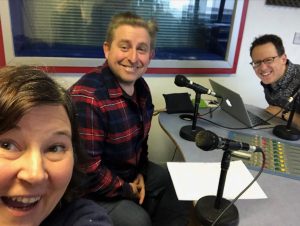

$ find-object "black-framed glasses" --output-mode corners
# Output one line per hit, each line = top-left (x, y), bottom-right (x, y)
(250, 56), (278, 68)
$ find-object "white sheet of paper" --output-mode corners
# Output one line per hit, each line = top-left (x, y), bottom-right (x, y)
(167, 160), (267, 201)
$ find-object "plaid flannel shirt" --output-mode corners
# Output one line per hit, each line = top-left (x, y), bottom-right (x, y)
(69, 66), (154, 199)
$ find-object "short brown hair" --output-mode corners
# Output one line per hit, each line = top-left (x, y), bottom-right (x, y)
(105, 11), (158, 50)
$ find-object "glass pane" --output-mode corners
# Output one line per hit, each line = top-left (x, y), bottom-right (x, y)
(9, 0), (235, 60)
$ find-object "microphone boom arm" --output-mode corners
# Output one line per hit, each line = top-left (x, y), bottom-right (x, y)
(215, 151), (231, 209)
(273, 91), (300, 141)
(195, 148), (239, 226)
(192, 92), (201, 130)
(286, 98), (297, 130)
(179, 92), (204, 141)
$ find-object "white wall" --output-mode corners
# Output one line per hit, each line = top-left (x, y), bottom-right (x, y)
(52, 0), (300, 163)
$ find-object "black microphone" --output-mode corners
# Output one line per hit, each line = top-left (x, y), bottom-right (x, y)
(174, 74), (221, 97)
(195, 130), (262, 152)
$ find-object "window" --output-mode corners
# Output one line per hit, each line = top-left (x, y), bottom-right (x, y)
(0, 0), (248, 74)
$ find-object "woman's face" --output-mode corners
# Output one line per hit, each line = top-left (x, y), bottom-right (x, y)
(0, 105), (74, 226)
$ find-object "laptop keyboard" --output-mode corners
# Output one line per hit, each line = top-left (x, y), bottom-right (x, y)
(247, 110), (270, 126)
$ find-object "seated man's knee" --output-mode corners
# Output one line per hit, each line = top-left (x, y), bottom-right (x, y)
(109, 200), (152, 226)
(149, 162), (172, 185)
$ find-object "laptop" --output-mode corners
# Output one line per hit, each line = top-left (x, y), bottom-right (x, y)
(209, 79), (274, 129)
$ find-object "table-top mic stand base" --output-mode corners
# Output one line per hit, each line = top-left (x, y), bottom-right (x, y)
(179, 125), (204, 141)
(195, 195), (239, 226)
(273, 125), (300, 141)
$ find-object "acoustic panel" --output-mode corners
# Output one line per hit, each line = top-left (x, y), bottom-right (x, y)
(266, 0), (300, 7)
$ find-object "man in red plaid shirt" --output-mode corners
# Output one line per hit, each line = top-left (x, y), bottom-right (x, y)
(70, 12), (190, 226)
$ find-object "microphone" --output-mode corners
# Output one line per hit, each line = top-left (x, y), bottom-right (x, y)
(195, 130), (262, 152)
(174, 74), (221, 97)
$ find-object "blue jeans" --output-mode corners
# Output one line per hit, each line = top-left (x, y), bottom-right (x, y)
(97, 162), (191, 226)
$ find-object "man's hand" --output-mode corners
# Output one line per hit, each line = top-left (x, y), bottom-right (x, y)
(129, 174), (145, 205)
(266, 105), (300, 130)
(265, 105), (283, 117)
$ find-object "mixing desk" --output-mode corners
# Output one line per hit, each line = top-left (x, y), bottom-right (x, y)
(228, 131), (300, 180)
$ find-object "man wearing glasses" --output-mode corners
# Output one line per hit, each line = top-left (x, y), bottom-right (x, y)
(250, 34), (300, 129)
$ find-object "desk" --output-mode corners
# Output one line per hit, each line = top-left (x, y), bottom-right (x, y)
(159, 105), (300, 226)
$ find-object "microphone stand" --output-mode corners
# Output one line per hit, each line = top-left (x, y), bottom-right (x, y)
(195, 151), (239, 226)
(273, 96), (300, 141)
(179, 92), (204, 141)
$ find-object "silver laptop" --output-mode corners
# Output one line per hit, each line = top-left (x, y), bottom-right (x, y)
(209, 79), (274, 128)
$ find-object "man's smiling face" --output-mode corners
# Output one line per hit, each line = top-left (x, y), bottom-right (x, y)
(103, 25), (153, 86)
(251, 43), (287, 85)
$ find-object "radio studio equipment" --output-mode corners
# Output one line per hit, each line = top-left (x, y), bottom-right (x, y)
(194, 130), (263, 226)
(174, 75), (221, 141)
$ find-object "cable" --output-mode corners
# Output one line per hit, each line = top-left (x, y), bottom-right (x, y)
(200, 97), (223, 117)
(153, 108), (166, 116)
(171, 147), (178, 161)
(197, 107), (283, 131)
(196, 97), (284, 130)
(211, 150), (266, 226)
(199, 117), (275, 130)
